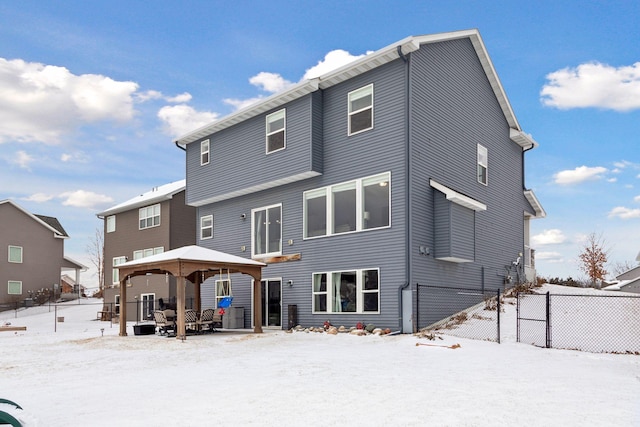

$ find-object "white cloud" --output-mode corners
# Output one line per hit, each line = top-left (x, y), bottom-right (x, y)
(14, 150), (34, 169)
(0, 57), (138, 144)
(532, 229), (566, 245)
(303, 49), (372, 80)
(135, 90), (163, 102)
(61, 153), (72, 162)
(166, 92), (192, 103)
(541, 61), (640, 111)
(59, 190), (113, 209)
(157, 104), (218, 137)
(249, 72), (294, 93)
(553, 166), (607, 185)
(635, 195), (640, 203)
(223, 96), (264, 111)
(536, 251), (564, 263)
(608, 206), (640, 219)
(22, 193), (54, 203)
(607, 177), (617, 183)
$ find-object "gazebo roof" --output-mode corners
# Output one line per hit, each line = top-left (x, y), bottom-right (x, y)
(119, 245), (266, 269)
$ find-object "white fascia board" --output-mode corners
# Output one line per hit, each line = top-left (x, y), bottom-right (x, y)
(435, 256), (474, 263)
(524, 189), (546, 219)
(429, 179), (487, 212)
(96, 180), (186, 217)
(177, 79), (320, 146)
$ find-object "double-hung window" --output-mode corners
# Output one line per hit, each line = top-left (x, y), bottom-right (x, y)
(201, 139), (210, 165)
(106, 215), (116, 233)
(252, 204), (282, 257)
(139, 204), (160, 230)
(201, 215), (213, 240)
(477, 144), (488, 185)
(312, 268), (379, 314)
(112, 256), (126, 285)
(348, 84), (373, 135)
(8, 246), (23, 263)
(8, 281), (22, 295)
(304, 172), (390, 238)
(215, 279), (231, 308)
(266, 109), (286, 153)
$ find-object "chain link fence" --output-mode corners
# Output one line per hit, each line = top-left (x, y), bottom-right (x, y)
(416, 284), (502, 343)
(517, 292), (640, 354)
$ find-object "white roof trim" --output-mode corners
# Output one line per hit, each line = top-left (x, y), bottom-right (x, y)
(430, 179), (487, 212)
(119, 245), (266, 268)
(96, 180), (186, 217)
(510, 129), (538, 149)
(176, 29), (530, 147)
(524, 190), (546, 219)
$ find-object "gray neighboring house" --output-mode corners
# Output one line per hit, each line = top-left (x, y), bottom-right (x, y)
(0, 199), (86, 307)
(175, 29), (545, 331)
(96, 180), (196, 322)
(603, 264), (640, 294)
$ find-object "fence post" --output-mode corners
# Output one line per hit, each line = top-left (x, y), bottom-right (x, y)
(516, 292), (520, 343)
(545, 291), (551, 348)
(415, 283), (419, 332)
(496, 288), (501, 344)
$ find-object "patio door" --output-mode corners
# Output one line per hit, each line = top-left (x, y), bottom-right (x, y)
(260, 279), (281, 328)
(140, 293), (155, 321)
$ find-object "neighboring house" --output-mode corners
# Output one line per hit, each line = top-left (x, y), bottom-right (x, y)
(96, 180), (196, 322)
(602, 264), (640, 294)
(175, 29), (545, 331)
(61, 274), (87, 297)
(0, 200), (85, 307)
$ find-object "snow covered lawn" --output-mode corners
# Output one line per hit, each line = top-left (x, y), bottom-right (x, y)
(1, 292), (639, 426)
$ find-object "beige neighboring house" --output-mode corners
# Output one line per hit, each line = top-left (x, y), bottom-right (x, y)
(96, 180), (196, 322)
(0, 199), (86, 308)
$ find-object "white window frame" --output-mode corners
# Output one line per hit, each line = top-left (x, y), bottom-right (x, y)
(114, 295), (121, 315)
(133, 247), (164, 260)
(201, 215), (213, 240)
(311, 268), (380, 314)
(215, 279), (231, 308)
(266, 109), (286, 154)
(251, 203), (282, 258)
(303, 172), (391, 239)
(8, 280), (22, 295)
(348, 84), (374, 135)
(140, 292), (156, 321)
(477, 144), (488, 185)
(201, 139), (210, 165)
(112, 256), (126, 285)
(139, 204), (160, 230)
(8, 245), (23, 263)
(106, 215), (116, 233)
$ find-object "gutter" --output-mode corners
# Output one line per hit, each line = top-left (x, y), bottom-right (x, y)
(175, 141), (186, 151)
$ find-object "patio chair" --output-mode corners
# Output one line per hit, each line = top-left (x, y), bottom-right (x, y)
(185, 309), (198, 333)
(197, 308), (216, 333)
(153, 310), (175, 336)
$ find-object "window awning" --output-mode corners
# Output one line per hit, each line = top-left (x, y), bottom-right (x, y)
(430, 179), (487, 212)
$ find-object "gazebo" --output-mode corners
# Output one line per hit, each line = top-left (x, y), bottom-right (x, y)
(116, 245), (267, 338)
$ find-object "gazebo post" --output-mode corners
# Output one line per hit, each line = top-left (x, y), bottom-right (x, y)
(176, 276), (186, 339)
(194, 273), (201, 313)
(119, 276), (127, 336)
(253, 274), (263, 333)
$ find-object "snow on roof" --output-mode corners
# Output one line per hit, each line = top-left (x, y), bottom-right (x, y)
(176, 29), (530, 148)
(96, 179), (185, 217)
(119, 245), (266, 268)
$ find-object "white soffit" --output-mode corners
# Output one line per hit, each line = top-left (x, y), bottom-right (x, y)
(430, 179), (487, 212)
(524, 190), (546, 219)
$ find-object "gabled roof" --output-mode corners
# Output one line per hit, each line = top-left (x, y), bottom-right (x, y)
(119, 245), (266, 270)
(0, 199), (68, 239)
(96, 179), (186, 217)
(176, 29), (536, 149)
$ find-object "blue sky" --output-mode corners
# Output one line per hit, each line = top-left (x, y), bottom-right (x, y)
(1, 0), (639, 287)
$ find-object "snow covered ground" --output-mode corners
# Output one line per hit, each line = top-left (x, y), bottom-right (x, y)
(1, 286), (639, 426)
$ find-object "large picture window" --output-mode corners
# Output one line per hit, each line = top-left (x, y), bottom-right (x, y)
(477, 144), (488, 185)
(348, 84), (373, 135)
(252, 204), (282, 257)
(8, 246), (22, 263)
(312, 268), (379, 314)
(139, 204), (160, 230)
(266, 109), (286, 153)
(304, 172), (390, 239)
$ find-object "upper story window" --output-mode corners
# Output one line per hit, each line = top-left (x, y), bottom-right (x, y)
(201, 215), (213, 240)
(139, 204), (160, 230)
(266, 109), (286, 153)
(312, 268), (379, 314)
(8, 245), (23, 263)
(201, 139), (210, 165)
(304, 172), (390, 239)
(348, 84), (373, 135)
(133, 247), (164, 259)
(106, 215), (116, 233)
(477, 144), (488, 185)
(8, 281), (22, 295)
(252, 204), (282, 257)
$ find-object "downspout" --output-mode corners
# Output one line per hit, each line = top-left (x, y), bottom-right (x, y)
(175, 141), (186, 151)
(397, 44), (411, 332)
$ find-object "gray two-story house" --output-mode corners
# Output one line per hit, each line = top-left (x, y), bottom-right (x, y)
(96, 180), (196, 322)
(175, 29), (545, 332)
